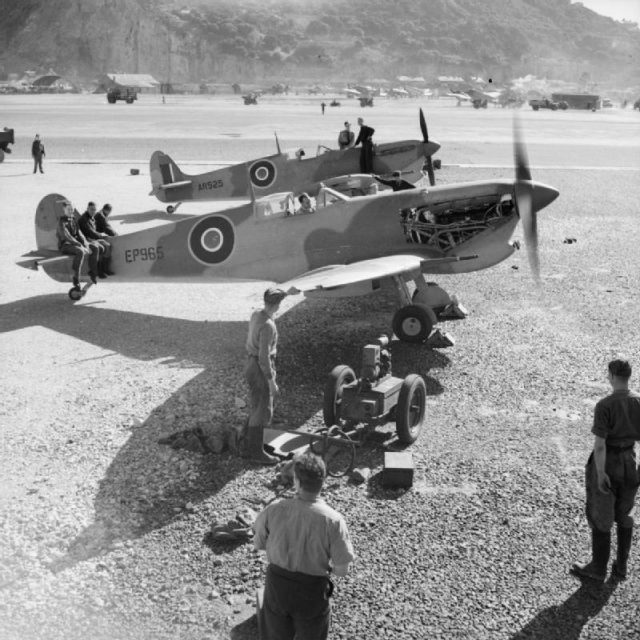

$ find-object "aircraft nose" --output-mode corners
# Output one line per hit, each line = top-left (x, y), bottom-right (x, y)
(424, 140), (440, 156)
(532, 182), (559, 211)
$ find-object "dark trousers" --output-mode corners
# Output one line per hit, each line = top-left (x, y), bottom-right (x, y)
(359, 139), (373, 173)
(33, 155), (44, 173)
(60, 242), (100, 279)
(586, 448), (640, 531)
(245, 355), (274, 429)
(260, 564), (333, 640)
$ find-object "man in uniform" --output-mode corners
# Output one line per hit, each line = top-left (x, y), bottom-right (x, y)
(31, 134), (45, 174)
(95, 203), (117, 237)
(354, 117), (375, 173)
(78, 201), (114, 277)
(337, 121), (354, 150)
(374, 170), (416, 192)
(243, 287), (288, 465)
(57, 201), (101, 286)
(572, 359), (640, 581)
(253, 451), (355, 640)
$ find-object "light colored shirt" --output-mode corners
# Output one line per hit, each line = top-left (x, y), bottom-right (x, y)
(253, 495), (355, 576)
(245, 309), (277, 380)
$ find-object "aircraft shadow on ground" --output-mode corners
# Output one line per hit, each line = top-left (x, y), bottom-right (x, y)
(0, 290), (449, 570)
(110, 208), (194, 224)
(510, 579), (618, 640)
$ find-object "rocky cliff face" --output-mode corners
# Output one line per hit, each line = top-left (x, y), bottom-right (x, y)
(1, 0), (639, 86)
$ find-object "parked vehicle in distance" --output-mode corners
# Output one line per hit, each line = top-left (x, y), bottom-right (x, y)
(107, 87), (137, 104)
(529, 97), (568, 111)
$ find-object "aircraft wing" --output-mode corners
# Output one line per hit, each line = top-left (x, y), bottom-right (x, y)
(282, 254), (477, 294)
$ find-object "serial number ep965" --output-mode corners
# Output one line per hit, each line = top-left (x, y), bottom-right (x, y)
(125, 246), (164, 263)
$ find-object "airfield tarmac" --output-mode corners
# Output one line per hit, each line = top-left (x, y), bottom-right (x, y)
(1, 94), (640, 639)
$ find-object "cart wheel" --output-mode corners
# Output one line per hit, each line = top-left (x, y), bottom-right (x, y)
(395, 374), (426, 444)
(323, 365), (356, 427)
(392, 304), (436, 343)
(68, 286), (83, 301)
(317, 427), (355, 477)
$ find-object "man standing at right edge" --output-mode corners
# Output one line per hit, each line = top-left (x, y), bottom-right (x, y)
(572, 359), (640, 582)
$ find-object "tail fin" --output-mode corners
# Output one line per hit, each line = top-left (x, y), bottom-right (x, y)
(149, 151), (191, 201)
(16, 193), (72, 273)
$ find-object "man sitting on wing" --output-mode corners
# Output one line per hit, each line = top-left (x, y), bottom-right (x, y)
(56, 201), (101, 286)
(78, 201), (114, 277)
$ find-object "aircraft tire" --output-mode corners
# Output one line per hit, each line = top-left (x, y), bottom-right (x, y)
(395, 374), (426, 444)
(68, 286), (83, 301)
(392, 304), (435, 343)
(323, 365), (356, 427)
(0, 149), (4, 163)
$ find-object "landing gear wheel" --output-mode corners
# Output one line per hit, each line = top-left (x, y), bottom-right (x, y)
(68, 286), (83, 301)
(0, 149), (4, 163)
(395, 374), (426, 444)
(323, 365), (356, 427)
(167, 201), (182, 214)
(392, 304), (436, 343)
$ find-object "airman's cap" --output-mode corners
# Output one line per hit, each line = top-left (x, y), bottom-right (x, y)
(264, 287), (287, 305)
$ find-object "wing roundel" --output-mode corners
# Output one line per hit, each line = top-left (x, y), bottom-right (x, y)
(188, 216), (235, 265)
(249, 159), (277, 188)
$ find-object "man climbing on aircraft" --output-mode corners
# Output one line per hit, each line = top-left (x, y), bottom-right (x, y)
(78, 201), (114, 277)
(56, 201), (101, 286)
(374, 170), (416, 192)
(354, 117), (375, 173)
(242, 287), (288, 465)
(337, 121), (354, 149)
(95, 203), (117, 237)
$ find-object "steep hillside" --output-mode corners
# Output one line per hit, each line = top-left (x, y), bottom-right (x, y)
(1, 0), (638, 86)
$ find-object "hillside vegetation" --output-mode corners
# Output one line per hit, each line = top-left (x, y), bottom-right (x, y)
(1, 0), (638, 86)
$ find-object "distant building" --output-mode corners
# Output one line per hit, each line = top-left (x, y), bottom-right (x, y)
(551, 93), (600, 110)
(32, 74), (78, 93)
(97, 73), (160, 94)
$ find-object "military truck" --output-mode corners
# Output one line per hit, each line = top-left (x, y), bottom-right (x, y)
(107, 87), (138, 104)
(529, 97), (568, 111)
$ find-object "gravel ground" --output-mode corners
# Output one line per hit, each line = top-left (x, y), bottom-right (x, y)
(1, 99), (640, 639)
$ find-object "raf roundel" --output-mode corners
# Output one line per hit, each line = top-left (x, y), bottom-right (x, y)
(249, 159), (277, 188)
(188, 216), (235, 265)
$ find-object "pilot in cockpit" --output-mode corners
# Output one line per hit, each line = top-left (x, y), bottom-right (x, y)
(295, 148), (306, 160)
(297, 193), (316, 214)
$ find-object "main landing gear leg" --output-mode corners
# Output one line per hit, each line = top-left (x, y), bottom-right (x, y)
(391, 275), (437, 343)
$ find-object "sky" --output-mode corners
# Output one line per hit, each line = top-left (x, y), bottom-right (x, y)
(572, 0), (640, 24)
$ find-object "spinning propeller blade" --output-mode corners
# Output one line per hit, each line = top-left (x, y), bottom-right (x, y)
(513, 115), (539, 282)
(420, 108), (435, 186)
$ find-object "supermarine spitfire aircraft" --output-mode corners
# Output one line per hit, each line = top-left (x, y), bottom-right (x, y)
(18, 119), (557, 343)
(149, 110), (440, 213)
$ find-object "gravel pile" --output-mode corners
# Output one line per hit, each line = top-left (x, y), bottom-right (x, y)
(2, 167), (640, 639)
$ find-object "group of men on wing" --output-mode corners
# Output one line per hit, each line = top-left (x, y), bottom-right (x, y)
(337, 118), (417, 191)
(56, 200), (116, 287)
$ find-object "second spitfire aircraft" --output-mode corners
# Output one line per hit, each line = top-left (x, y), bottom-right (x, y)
(18, 117), (557, 344)
(149, 110), (440, 212)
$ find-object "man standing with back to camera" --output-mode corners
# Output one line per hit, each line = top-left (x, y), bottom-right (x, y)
(253, 451), (354, 640)
(572, 359), (640, 582)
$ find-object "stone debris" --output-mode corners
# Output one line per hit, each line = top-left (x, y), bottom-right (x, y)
(350, 467), (371, 484)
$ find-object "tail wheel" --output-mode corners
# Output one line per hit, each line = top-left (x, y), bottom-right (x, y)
(392, 304), (436, 343)
(323, 365), (356, 427)
(68, 286), (83, 301)
(395, 374), (426, 444)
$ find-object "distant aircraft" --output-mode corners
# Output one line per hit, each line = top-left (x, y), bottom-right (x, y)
(148, 110), (440, 212)
(447, 86), (501, 109)
(18, 118), (558, 343)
